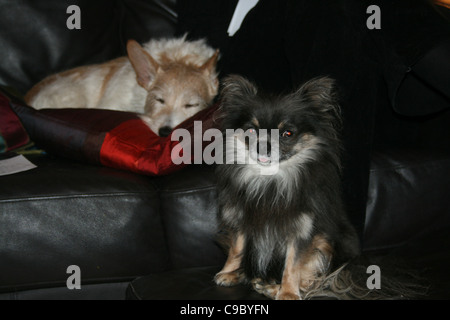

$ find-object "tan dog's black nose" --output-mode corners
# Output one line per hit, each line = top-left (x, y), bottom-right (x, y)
(158, 126), (173, 137)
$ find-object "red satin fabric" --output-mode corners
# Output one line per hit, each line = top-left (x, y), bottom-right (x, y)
(100, 104), (220, 176)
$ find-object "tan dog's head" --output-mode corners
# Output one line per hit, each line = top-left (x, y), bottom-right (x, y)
(127, 39), (219, 137)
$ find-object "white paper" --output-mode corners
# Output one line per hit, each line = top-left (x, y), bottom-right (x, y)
(0, 154), (37, 176)
(227, 0), (259, 37)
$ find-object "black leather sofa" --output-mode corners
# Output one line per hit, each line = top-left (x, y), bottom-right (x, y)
(1, 0), (450, 300)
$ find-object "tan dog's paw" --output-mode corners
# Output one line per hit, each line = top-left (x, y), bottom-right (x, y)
(214, 270), (245, 287)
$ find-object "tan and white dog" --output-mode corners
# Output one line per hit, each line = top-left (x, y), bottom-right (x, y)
(25, 36), (220, 136)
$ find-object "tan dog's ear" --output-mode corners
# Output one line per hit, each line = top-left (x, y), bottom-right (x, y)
(127, 40), (160, 90)
(201, 49), (220, 75)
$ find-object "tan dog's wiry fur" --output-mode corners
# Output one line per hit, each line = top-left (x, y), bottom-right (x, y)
(25, 35), (219, 136)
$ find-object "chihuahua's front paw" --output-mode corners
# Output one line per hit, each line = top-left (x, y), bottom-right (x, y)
(276, 290), (302, 300)
(251, 278), (280, 299)
(214, 270), (245, 287)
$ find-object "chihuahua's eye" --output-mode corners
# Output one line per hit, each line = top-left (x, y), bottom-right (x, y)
(281, 130), (293, 138)
(248, 128), (257, 135)
(156, 98), (165, 104)
(185, 103), (199, 108)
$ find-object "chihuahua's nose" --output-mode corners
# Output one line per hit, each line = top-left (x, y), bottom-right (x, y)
(158, 126), (173, 137)
(257, 139), (271, 157)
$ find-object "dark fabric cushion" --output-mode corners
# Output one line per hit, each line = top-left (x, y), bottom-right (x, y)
(0, 89), (30, 153)
(369, 0), (450, 116)
(8, 91), (219, 176)
(176, 0), (291, 94)
(118, 0), (177, 45)
(395, 39), (450, 116)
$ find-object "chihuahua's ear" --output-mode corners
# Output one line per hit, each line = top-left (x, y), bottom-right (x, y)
(127, 40), (159, 90)
(295, 76), (342, 129)
(215, 75), (258, 127)
(220, 75), (258, 105)
(294, 76), (338, 111)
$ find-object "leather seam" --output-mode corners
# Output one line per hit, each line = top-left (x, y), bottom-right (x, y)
(0, 192), (158, 203)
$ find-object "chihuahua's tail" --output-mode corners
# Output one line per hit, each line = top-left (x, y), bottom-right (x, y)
(303, 255), (429, 300)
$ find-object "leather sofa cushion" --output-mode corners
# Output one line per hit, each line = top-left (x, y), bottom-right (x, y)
(127, 266), (268, 300)
(364, 148), (450, 250)
(0, 282), (130, 300)
(0, 154), (168, 292)
(0, 0), (177, 95)
(0, 0), (120, 95)
(157, 164), (226, 269)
